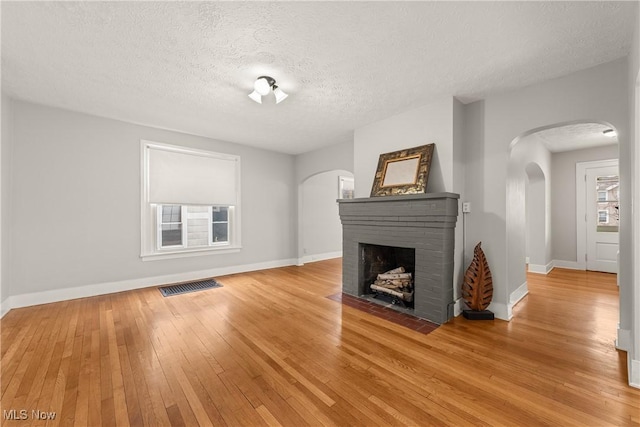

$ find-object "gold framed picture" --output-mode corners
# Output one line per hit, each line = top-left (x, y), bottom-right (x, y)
(370, 144), (434, 197)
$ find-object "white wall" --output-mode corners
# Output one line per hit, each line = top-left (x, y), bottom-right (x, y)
(464, 59), (628, 321)
(525, 163), (547, 269)
(354, 97), (454, 197)
(550, 145), (619, 264)
(5, 100), (297, 308)
(296, 141), (354, 184)
(627, 1), (640, 388)
(452, 99), (466, 299)
(0, 93), (13, 316)
(300, 170), (352, 262)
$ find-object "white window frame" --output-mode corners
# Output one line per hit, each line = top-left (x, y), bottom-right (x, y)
(157, 205), (187, 249)
(211, 206), (231, 246)
(141, 140), (242, 261)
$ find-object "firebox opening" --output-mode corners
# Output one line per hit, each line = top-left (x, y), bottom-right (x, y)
(359, 243), (416, 310)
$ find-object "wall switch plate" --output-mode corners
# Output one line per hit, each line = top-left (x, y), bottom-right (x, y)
(462, 202), (471, 213)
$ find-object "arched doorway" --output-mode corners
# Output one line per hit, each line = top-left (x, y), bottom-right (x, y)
(506, 120), (618, 317)
(299, 169), (353, 264)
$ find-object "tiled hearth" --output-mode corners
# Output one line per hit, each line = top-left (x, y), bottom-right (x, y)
(326, 292), (439, 335)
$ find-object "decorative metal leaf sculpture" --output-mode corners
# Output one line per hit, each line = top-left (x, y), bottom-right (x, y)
(461, 242), (493, 311)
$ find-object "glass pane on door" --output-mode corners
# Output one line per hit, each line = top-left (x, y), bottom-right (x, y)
(595, 175), (619, 232)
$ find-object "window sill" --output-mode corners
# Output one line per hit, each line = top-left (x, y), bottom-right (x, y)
(141, 246), (241, 262)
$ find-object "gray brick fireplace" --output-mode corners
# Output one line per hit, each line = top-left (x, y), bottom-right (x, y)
(338, 193), (459, 324)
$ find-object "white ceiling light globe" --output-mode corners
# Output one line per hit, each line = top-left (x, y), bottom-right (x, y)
(254, 77), (272, 96)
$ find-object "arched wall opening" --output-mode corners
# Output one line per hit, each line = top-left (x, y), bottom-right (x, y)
(298, 169), (353, 264)
(506, 120), (618, 318)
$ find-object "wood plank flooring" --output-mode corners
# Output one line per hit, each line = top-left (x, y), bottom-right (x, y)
(1, 259), (639, 426)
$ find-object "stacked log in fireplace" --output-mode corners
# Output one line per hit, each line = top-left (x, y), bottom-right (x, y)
(370, 266), (414, 305)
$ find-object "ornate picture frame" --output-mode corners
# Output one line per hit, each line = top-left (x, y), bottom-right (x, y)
(370, 144), (434, 197)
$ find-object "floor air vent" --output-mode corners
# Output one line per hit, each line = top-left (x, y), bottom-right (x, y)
(159, 279), (222, 297)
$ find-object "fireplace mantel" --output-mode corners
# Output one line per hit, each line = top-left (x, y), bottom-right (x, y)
(338, 192), (459, 324)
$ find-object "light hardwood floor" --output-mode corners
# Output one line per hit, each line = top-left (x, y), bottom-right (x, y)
(1, 259), (639, 426)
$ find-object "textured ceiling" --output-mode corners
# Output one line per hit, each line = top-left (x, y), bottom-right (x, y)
(531, 122), (618, 153)
(1, 2), (636, 155)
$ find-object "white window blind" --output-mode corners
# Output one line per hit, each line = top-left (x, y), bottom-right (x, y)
(146, 143), (239, 206)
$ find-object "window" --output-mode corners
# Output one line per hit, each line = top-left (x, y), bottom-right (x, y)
(155, 204), (233, 250)
(159, 205), (185, 247)
(595, 175), (619, 232)
(212, 206), (229, 244)
(141, 141), (241, 260)
(598, 210), (608, 224)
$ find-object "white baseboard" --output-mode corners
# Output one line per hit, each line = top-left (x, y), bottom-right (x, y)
(552, 260), (586, 270)
(0, 298), (10, 318)
(453, 298), (463, 317)
(510, 281), (529, 306)
(487, 281), (529, 322)
(300, 251), (342, 265)
(0, 258), (298, 316)
(488, 302), (510, 321)
(630, 358), (640, 389)
(528, 262), (554, 275)
(498, 281), (529, 321)
(616, 327), (631, 352)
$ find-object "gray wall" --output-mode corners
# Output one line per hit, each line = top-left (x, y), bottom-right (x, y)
(551, 145), (618, 263)
(1, 94), (13, 313)
(7, 100), (296, 298)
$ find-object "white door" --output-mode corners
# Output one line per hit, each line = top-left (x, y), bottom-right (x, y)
(586, 165), (619, 273)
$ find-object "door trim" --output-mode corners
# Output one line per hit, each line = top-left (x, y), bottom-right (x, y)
(576, 158), (618, 270)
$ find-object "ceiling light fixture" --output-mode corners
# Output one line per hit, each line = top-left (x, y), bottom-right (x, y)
(603, 128), (617, 138)
(248, 76), (288, 104)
